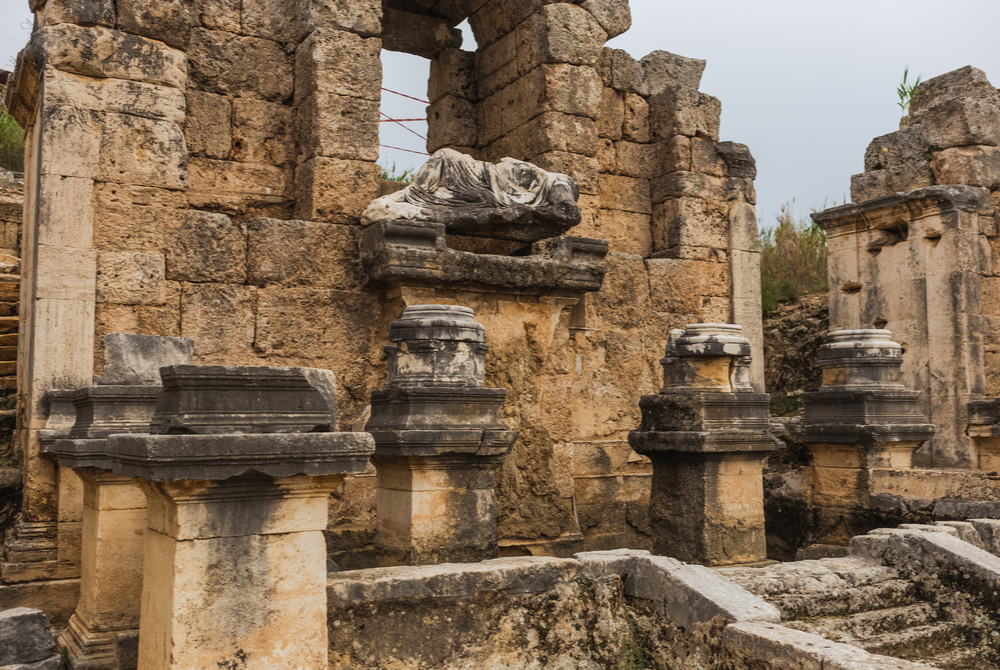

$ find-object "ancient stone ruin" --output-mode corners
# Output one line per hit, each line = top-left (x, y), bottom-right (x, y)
(0, 0), (997, 668)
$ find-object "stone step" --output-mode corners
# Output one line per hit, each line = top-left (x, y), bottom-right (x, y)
(0, 317), (17, 334)
(716, 557), (900, 599)
(861, 621), (968, 661)
(785, 602), (938, 641)
(768, 578), (920, 619)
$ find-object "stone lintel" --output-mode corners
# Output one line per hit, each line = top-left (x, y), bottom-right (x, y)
(812, 185), (991, 237)
(150, 365), (337, 434)
(361, 220), (608, 294)
(105, 432), (374, 481)
(369, 428), (517, 458)
(629, 430), (777, 456)
(799, 423), (936, 447)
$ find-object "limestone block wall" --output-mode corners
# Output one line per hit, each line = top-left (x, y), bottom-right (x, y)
(815, 66), (1000, 468)
(6, 0), (764, 564)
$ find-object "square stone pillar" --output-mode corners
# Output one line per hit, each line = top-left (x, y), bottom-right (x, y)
(367, 306), (516, 565)
(799, 330), (934, 544)
(629, 324), (775, 566)
(105, 365), (373, 670)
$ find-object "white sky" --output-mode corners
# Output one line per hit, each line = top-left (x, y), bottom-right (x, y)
(4, 2), (999, 227)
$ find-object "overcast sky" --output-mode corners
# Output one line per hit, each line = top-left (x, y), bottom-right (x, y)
(4, 2), (998, 227)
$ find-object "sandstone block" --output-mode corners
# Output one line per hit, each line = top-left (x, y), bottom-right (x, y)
(116, 0), (194, 49)
(429, 48), (477, 102)
(863, 128), (928, 171)
(36, 175), (94, 251)
(98, 113), (187, 190)
(516, 4), (607, 71)
(602, 48), (643, 93)
(580, 209), (652, 256)
(165, 211), (246, 283)
(185, 91), (231, 160)
(92, 183), (184, 251)
(910, 65), (998, 115)
(912, 98), (1000, 149)
(690, 137), (726, 177)
(38, 106), (101, 179)
(246, 218), (361, 289)
(469, 0), (542, 49)
(233, 98), (295, 165)
(542, 64), (604, 118)
(294, 158), (380, 223)
(296, 92), (378, 162)
(646, 258), (731, 313)
(716, 141), (757, 180)
(530, 152), (599, 195)
(189, 28), (292, 102)
(655, 135), (691, 176)
(651, 172), (728, 204)
(729, 202), (760, 253)
(580, 0), (631, 38)
(95, 301), (181, 344)
(591, 252), (651, 329)
(485, 112), (599, 160)
(427, 96), (477, 153)
(652, 197), (729, 253)
(598, 88), (625, 139)
(36, 0), (114, 27)
(44, 69), (185, 124)
(96, 251), (166, 306)
(297, 0), (382, 38)
(241, 0), (298, 44)
(598, 174), (651, 214)
(641, 51), (706, 95)
(475, 31), (518, 99)
(36, 25), (186, 89)
(622, 93), (650, 143)
(650, 88), (721, 141)
(610, 142), (654, 179)
(382, 7), (462, 59)
(99, 333), (194, 386)
(931, 146), (1000, 189)
(850, 165), (934, 202)
(180, 283), (256, 362)
(187, 157), (292, 215)
(295, 29), (381, 103)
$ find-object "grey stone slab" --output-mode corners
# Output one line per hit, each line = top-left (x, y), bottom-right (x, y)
(106, 432), (374, 481)
(98, 333), (194, 385)
(0, 608), (56, 666)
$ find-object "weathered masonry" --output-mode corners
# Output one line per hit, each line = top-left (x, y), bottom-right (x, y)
(2, 0), (763, 601)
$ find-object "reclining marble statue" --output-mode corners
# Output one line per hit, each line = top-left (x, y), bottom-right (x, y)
(362, 148), (582, 242)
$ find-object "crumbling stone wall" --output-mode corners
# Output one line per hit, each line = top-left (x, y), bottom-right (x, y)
(5, 0), (763, 567)
(815, 66), (1000, 468)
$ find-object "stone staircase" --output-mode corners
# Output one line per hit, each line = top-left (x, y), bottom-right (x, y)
(716, 556), (989, 669)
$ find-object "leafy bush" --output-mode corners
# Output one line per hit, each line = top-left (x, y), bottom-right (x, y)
(379, 162), (415, 183)
(760, 204), (828, 313)
(0, 110), (23, 173)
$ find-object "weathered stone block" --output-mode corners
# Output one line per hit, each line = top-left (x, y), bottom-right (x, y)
(297, 0), (382, 38)
(652, 197), (730, 253)
(233, 98), (294, 166)
(571, 208), (651, 256)
(187, 157), (292, 215)
(188, 28), (293, 102)
(530, 152), (599, 195)
(185, 91), (231, 160)
(485, 112), (599, 160)
(690, 137), (726, 177)
(641, 50), (706, 95)
(475, 31), (518, 98)
(931, 146), (1000, 189)
(38, 106), (101, 179)
(601, 48), (643, 93)
(650, 88), (721, 141)
(295, 29), (381, 103)
(35, 24), (186, 89)
(96, 301), (181, 344)
(97, 113), (187, 189)
(598, 174), (651, 214)
(36, 0), (115, 27)
(179, 283), (256, 362)
(44, 69), (185, 124)
(0, 607), (58, 666)
(99, 333), (194, 386)
(651, 172), (728, 204)
(850, 165), (935, 202)
(646, 258), (731, 314)
(382, 7), (462, 58)
(516, 4), (607, 71)
(165, 211), (246, 283)
(622, 93), (650, 143)
(863, 128), (928, 171)
(910, 65), (998, 116)
(96, 251), (166, 306)
(912, 98), (1000, 149)
(241, 0), (299, 44)
(116, 0), (194, 49)
(716, 141), (757, 180)
(429, 48), (477, 102)
(542, 64), (604, 118)
(427, 95), (477, 153)
(294, 157), (380, 223)
(246, 218), (361, 289)
(197, 0), (241, 32)
(598, 87), (625, 139)
(92, 183), (184, 251)
(580, 0), (631, 38)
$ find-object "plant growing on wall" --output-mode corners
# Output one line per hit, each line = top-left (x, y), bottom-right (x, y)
(897, 66), (922, 115)
(0, 110), (23, 173)
(760, 203), (828, 313)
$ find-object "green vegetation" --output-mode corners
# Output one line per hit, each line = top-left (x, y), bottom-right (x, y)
(760, 203), (828, 313)
(897, 66), (922, 115)
(0, 110), (23, 173)
(379, 163), (415, 183)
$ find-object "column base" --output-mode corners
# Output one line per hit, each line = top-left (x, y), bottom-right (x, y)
(1, 520), (79, 583)
(60, 612), (138, 670)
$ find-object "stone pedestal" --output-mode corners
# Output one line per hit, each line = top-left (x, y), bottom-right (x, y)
(104, 365), (373, 670)
(629, 324), (775, 566)
(367, 305), (516, 564)
(799, 330), (934, 543)
(965, 399), (1000, 471)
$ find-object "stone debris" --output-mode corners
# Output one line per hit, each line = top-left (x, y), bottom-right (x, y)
(0, 607), (58, 669)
